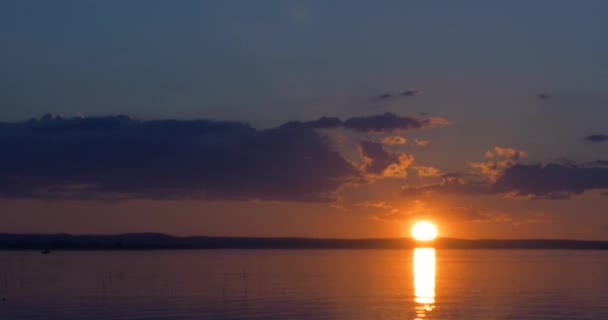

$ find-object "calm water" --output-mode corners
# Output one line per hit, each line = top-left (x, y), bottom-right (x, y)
(0, 249), (607, 319)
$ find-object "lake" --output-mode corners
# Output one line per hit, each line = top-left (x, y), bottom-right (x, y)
(0, 249), (607, 319)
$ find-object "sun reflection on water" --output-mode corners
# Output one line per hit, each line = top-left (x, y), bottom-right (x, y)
(413, 248), (436, 319)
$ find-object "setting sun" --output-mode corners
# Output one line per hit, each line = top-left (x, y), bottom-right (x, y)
(411, 221), (438, 241)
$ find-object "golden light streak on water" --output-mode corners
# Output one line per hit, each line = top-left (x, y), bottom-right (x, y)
(413, 248), (436, 319)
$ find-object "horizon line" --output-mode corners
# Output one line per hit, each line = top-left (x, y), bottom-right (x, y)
(0, 232), (606, 243)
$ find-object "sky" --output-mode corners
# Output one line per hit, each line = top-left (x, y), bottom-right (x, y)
(1, 0), (607, 239)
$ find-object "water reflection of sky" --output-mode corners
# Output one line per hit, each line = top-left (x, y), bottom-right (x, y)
(414, 248), (436, 319)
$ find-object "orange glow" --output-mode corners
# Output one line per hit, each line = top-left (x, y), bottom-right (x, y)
(411, 221), (438, 241)
(414, 248), (436, 318)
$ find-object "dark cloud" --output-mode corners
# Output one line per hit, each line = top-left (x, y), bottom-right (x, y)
(0, 111), (450, 201)
(309, 116), (343, 129)
(0, 115), (359, 202)
(359, 141), (413, 178)
(400, 90), (422, 97)
(402, 147), (608, 200)
(278, 113), (448, 133)
(401, 162), (608, 200)
(370, 89), (422, 102)
(359, 141), (393, 176)
(344, 112), (448, 133)
(584, 134), (608, 143)
(370, 93), (392, 102)
(492, 163), (608, 199)
(279, 116), (343, 130)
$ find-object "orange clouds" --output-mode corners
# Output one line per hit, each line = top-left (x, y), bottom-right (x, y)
(382, 136), (407, 145)
(413, 139), (430, 147)
(413, 166), (442, 177)
(359, 141), (414, 179)
(469, 146), (527, 182)
(382, 154), (415, 178)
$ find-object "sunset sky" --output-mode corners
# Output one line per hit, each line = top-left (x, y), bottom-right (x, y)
(1, 1), (607, 239)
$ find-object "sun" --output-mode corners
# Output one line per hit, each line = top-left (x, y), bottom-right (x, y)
(411, 221), (438, 241)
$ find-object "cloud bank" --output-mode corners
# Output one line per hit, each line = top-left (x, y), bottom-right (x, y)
(283, 112), (449, 133)
(0, 113), (445, 201)
(401, 147), (608, 200)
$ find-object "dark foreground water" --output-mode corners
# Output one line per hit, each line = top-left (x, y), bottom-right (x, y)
(0, 249), (607, 319)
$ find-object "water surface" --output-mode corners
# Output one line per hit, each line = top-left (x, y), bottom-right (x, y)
(0, 249), (607, 319)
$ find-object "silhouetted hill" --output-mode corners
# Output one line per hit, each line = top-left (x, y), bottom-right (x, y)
(0, 233), (606, 250)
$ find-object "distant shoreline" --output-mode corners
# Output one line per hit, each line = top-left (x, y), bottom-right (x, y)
(0, 233), (606, 250)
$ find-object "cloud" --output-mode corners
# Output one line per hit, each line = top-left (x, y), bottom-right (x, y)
(343, 112), (449, 133)
(0, 115), (360, 202)
(279, 116), (342, 129)
(0, 112), (449, 201)
(370, 89), (422, 102)
(400, 172), (491, 197)
(400, 90), (422, 97)
(584, 134), (608, 143)
(413, 139), (430, 147)
(280, 113), (449, 133)
(412, 166), (441, 177)
(469, 146), (527, 182)
(369, 93), (392, 102)
(359, 141), (413, 178)
(400, 148), (608, 200)
(492, 163), (608, 199)
(382, 136), (407, 145)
